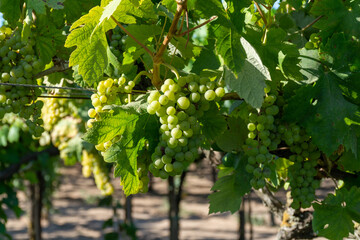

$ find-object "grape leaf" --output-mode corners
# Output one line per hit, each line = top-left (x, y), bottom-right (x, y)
(284, 71), (358, 155)
(62, 0), (100, 24)
(85, 98), (159, 195)
(199, 103), (226, 140)
(191, 40), (220, 74)
(45, 0), (65, 9)
(84, 108), (139, 145)
(214, 26), (246, 77)
(298, 48), (321, 84)
(338, 135), (360, 172)
(310, 0), (360, 38)
(244, 27), (301, 81)
(224, 37), (270, 108)
(100, 0), (156, 26)
(65, 6), (109, 86)
(313, 186), (360, 240)
(215, 116), (247, 152)
(27, 0), (46, 14)
(209, 153), (252, 214)
(225, 0), (252, 32)
(35, 18), (65, 64)
(0, 0), (21, 27)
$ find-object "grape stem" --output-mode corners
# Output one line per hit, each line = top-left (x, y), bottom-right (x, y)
(176, 16), (218, 37)
(296, 15), (324, 33)
(161, 63), (180, 80)
(33, 59), (71, 79)
(133, 71), (153, 84)
(111, 16), (154, 57)
(254, 1), (267, 27)
(152, 0), (188, 89)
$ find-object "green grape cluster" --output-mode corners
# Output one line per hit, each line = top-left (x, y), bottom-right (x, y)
(87, 76), (135, 147)
(0, 26), (45, 137)
(147, 75), (225, 179)
(244, 91), (280, 189)
(137, 161), (150, 193)
(109, 26), (125, 60)
(81, 150), (114, 196)
(280, 124), (321, 209)
(41, 90), (73, 131)
(305, 33), (321, 50)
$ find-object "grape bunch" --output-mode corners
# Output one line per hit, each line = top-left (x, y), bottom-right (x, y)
(305, 33), (321, 50)
(41, 90), (74, 131)
(137, 161), (150, 193)
(87, 76), (136, 152)
(0, 26), (45, 137)
(243, 90), (280, 189)
(147, 75), (225, 179)
(109, 26), (125, 60)
(280, 124), (320, 209)
(81, 150), (114, 196)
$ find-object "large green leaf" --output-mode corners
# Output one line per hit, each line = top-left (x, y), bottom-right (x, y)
(214, 26), (246, 77)
(65, 6), (109, 86)
(86, 100), (159, 195)
(35, 18), (65, 64)
(0, 0), (21, 27)
(100, 0), (156, 26)
(313, 186), (360, 240)
(244, 27), (301, 81)
(224, 37), (270, 108)
(195, 0), (248, 76)
(209, 153), (252, 214)
(27, 0), (46, 14)
(199, 103), (226, 141)
(284, 71), (358, 155)
(215, 116), (247, 152)
(63, 0), (100, 24)
(310, 0), (360, 38)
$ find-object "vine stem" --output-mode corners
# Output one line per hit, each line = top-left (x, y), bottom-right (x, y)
(133, 71), (153, 84)
(33, 60), (70, 79)
(297, 15), (324, 33)
(152, 0), (188, 89)
(111, 16), (154, 57)
(254, 1), (267, 27)
(161, 63), (180, 80)
(176, 16), (218, 37)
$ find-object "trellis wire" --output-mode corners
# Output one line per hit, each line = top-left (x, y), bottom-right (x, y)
(0, 82), (95, 93)
(0, 82), (149, 100)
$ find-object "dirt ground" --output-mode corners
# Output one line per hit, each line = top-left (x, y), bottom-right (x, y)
(6, 158), (334, 240)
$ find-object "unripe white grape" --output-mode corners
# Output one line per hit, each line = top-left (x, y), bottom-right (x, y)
(215, 87), (225, 97)
(171, 128), (182, 139)
(99, 95), (107, 103)
(177, 97), (190, 110)
(161, 84), (169, 93)
(104, 78), (113, 88)
(166, 106), (176, 116)
(150, 101), (161, 112)
(177, 77), (187, 87)
(164, 90), (176, 102)
(128, 80), (135, 88)
(88, 108), (97, 118)
(159, 95), (169, 105)
(204, 90), (216, 101)
(164, 79), (174, 85)
(147, 105), (156, 115)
